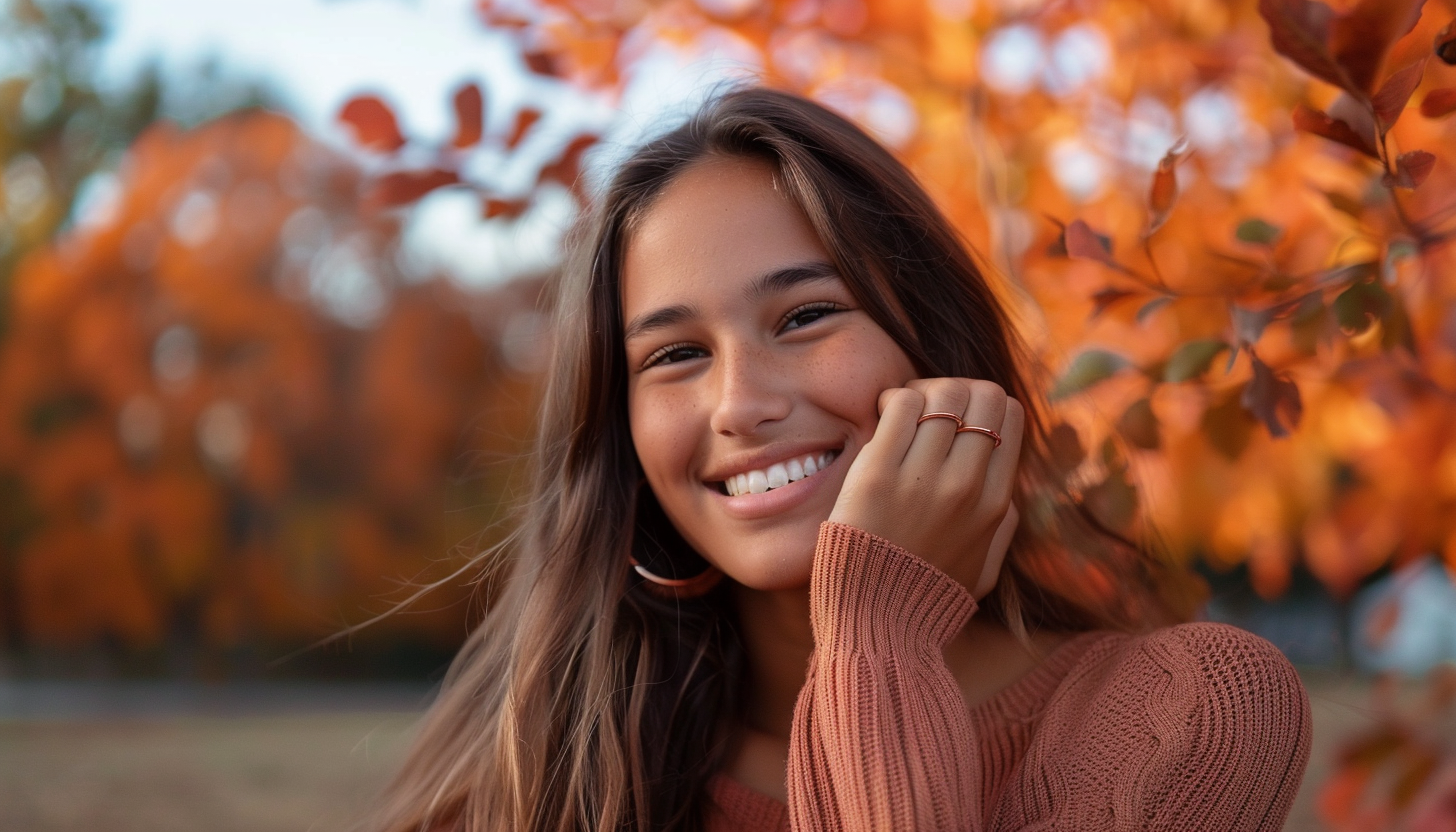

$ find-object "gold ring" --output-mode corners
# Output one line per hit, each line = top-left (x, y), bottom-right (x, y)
(955, 425), (1002, 447)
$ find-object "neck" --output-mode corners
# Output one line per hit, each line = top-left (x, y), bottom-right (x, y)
(730, 581), (1071, 739)
(731, 582), (814, 739)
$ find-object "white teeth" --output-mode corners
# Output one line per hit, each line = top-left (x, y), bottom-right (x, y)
(767, 463), (788, 489)
(721, 450), (837, 497)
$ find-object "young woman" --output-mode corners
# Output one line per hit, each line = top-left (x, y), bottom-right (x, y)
(369, 87), (1311, 831)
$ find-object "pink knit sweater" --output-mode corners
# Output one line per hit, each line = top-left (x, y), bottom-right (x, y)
(709, 522), (1312, 831)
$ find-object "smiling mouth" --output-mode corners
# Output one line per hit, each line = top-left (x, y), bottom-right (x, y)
(714, 450), (840, 496)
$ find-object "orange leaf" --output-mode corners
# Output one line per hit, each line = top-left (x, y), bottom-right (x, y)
(1371, 60), (1425, 128)
(1292, 104), (1379, 157)
(1147, 142), (1186, 234)
(539, 133), (598, 190)
(1317, 765), (1372, 824)
(484, 198), (529, 219)
(1064, 219), (1118, 267)
(1420, 87), (1456, 117)
(451, 83), (484, 149)
(1382, 149), (1435, 189)
(369, 168), (460, 207)
(338, 95), (407, 153)
(507, 108), (542, 150)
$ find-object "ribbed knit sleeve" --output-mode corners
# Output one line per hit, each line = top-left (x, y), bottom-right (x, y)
(786, 521), (981, 832)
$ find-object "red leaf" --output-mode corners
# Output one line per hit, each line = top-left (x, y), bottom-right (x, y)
(1064, 219), (1118, 267)
(484, 198), (529, 219)
(1382, 149), (1436, 188)
(1371, 60), (1426, 128)
(451, 83), (484, 149)
(1241, 354), (1303, 437)
(539, 134), (598, 190)
(524, 51), (558, 77)
(507, 108), (542, 150)
(338, 95), (407, 153)
(1147, 142), (1185, 234)
(1328, 0), (1425, 93)
(369, 168), (460, 207)
(1258, 0), (1351, 91)
(1292, 103), (1379, 157)
(1420, 87), (1456, 117)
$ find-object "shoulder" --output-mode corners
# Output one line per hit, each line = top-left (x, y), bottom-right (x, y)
(1009, 623), (1312, 830)
(1053, 622), (1307, 712)
(1055, 622), (1310, 753)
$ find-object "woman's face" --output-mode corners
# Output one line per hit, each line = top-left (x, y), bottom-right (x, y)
(622, 156), (917, 591)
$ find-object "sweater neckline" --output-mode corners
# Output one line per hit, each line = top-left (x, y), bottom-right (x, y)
(966, 629), (1109, 722)
(712, 629), (1110, 811)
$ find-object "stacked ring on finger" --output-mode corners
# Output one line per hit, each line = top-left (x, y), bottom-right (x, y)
(915, 411), (964, 427)
(955, 424), (1002, 447)
(916, 411), (1002, 447)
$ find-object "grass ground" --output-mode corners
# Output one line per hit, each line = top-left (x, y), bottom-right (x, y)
(0, 672), (1398, 831)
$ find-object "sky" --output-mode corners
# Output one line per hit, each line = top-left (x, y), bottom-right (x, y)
(88, 0), (745, 289)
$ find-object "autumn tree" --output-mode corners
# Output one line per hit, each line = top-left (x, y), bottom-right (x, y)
(334, 0), (1456, 820)
(0, 2), (546, 674)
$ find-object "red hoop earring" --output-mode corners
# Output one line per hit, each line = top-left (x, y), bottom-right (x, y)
(628, 556), (723, 599)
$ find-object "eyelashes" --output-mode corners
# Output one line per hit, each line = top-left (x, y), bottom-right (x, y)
(781, 301), (843, 330)
(641, 342), (704, 370)
(635, 301), (849, 371)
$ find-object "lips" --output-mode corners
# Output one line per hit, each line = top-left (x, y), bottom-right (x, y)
(712, 449), (840, 496)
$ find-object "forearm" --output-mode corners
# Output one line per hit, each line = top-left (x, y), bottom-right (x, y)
(787, 522), (981, 832)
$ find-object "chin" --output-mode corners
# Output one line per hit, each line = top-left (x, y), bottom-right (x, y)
(706, 526), (820, 592)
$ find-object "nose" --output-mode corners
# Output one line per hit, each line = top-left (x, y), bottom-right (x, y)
(708, 344), (792, 437)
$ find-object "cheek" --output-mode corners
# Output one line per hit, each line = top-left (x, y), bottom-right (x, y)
(806, 332), (917, 431)
(628, 386), (697, 487)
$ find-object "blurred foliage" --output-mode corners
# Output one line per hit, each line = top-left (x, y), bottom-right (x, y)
(414, 0), (1456, 606)
(330, 0), (1456, 819)
(0, 0), (544, 674)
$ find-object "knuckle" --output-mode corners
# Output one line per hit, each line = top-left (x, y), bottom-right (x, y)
(969, 379), (1008, 399)
(894, 388), (926, 411)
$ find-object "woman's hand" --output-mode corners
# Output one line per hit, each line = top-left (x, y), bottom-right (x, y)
(827, 378), (1024, 599)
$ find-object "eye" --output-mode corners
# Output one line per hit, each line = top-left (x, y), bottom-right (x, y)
(641, 342), (706, 370)
(781, 301), (843, 332)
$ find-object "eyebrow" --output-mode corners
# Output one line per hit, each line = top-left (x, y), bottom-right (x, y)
(623, 260), (841, 343)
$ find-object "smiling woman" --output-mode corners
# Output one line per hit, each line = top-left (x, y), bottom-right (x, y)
(365, 88), (1311, 832)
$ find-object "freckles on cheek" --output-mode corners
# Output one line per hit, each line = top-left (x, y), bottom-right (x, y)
(630, 395), (698, 483)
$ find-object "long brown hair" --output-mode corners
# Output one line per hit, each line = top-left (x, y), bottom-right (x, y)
(367, 86), (1194, 832)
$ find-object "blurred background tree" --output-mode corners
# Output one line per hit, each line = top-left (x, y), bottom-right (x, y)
(0, 0), (543, 678)
(3, 0), (1456, 823)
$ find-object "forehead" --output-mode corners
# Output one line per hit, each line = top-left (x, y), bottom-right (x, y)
(620, 156), (830, 319)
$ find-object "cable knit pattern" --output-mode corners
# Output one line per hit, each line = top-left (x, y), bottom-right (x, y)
(709, 522), (1312, 832)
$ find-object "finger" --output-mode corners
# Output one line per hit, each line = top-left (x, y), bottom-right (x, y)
(861, 387), (923, 469)
(902, 378), (973, 470)
(972, 502), (1018, 599)
(974, 396), (1024, 500)
(945, 380), (1009, 476)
